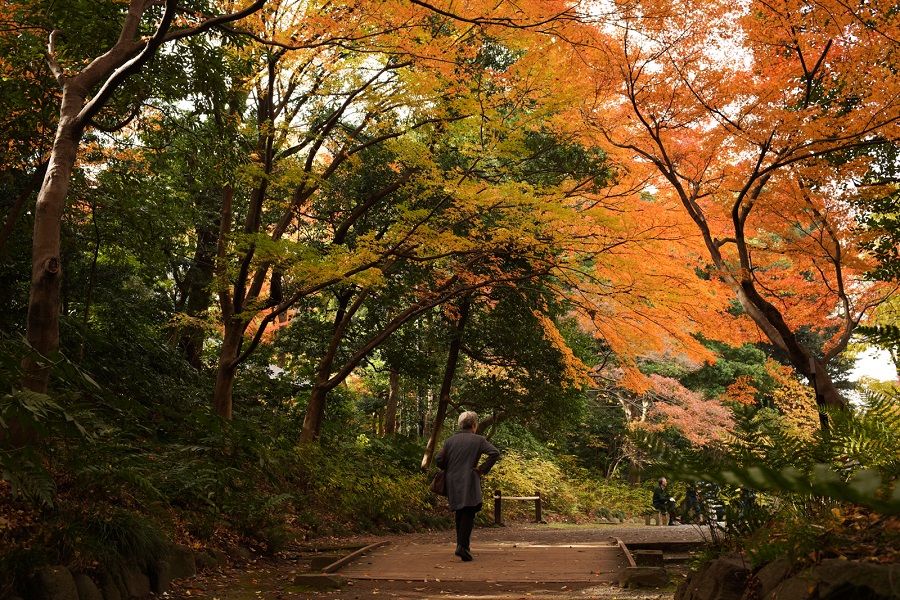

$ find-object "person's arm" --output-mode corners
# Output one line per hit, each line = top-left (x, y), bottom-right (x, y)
(475, 438), (500, 475)
(435, 445), (448, 470)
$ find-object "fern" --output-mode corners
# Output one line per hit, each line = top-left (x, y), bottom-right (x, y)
(855, 324), (900, 350)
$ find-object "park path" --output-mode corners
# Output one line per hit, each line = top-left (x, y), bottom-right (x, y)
(338, 538), (624, 583)
(167, 523), (705, 600)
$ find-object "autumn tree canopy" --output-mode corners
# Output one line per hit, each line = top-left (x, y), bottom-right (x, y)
(580, 0), (900, 414)
(4, 0), (898, 448)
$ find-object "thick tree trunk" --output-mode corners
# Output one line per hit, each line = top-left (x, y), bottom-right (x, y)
(383, 368), (400, 436)
(23, 92), (86, 393)
(421, 297), (469, 469)
(178, 208), (220, 370)
(300, 383), (328, 443)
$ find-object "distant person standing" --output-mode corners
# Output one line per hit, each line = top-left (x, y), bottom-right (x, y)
(652, 477), (679, 525)
(435, 411), (500, 561)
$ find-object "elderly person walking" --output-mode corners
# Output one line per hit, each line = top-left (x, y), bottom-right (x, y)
(435, 411), (500, 561)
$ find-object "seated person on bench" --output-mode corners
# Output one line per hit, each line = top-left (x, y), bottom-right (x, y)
(652, 477), (680, 525)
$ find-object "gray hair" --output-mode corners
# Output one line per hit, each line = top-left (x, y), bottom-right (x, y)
(659, 477), (667, 485)
(458, 411), (478, 430)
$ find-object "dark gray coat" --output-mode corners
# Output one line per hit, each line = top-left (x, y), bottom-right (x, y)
(435, 430), (500, 512)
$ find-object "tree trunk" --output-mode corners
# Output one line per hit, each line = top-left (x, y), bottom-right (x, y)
(300, 383), (328, 443)
(421, 297), (469, 469)
(383, 368), (400, 436)
(475, 412), (503, 438)
(213, 321), (245, 419)
(178, 204), (220, 370)
(23, 91), (86, 393)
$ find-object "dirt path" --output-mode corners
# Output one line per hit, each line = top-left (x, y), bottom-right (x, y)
(167, 523), (706, 600)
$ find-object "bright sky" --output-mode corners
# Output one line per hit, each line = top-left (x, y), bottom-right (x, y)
(850, 348), (897, 382)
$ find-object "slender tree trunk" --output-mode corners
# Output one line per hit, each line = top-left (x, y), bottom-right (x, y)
(213, 321), (245, 419)
(421, 297), (469, 469)
(383, 368), (400, 436)
(475, 412), (503, 437)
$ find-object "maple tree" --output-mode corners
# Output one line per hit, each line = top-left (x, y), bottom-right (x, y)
(581, 0), (900, 416)
(188, 1), (640, 431)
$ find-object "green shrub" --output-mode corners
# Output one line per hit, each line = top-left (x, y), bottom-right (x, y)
(56, 507), (170, 572)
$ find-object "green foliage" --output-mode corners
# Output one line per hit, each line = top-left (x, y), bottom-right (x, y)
(856, 324), (900, 356)
(634, 388), (900, 518)
(484, 446), (651, 522)
(56, 507), (170, 572)
(294, 438), (433, 534)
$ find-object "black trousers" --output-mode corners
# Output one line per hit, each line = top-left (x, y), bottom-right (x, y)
(454, 506), (478, 550)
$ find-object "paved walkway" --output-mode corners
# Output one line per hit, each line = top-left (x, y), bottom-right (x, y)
(325, 523), (707, 598)
(167, 523), (706, 600)
(339, 539), (625, 583)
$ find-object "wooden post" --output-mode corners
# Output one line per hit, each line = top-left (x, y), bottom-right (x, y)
(535, 491), (542, 523)
(494, 490), (503, 526)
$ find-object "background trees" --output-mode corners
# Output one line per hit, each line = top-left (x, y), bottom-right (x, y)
(2, 0), (899, 591)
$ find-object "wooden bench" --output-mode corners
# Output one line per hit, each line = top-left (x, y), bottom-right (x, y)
(493, 490), (543, 525)
(644, 511), (666, 526)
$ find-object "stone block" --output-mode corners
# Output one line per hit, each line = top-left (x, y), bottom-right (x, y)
(119, 565), (150, 598)
(206, 548), (228, 565)
(310, 555), (342, 571)
(195, 551), (218, 570)
(149, 559), (172, 594)
(763, 559), (900, 600)
(292, 574), (346, 590)
(168, 545), (197, 580)
(633, 550), (665, 567)
(72, 574), (103, 600)
(94, 571), (121, 600)
(619, 566), (669, 588)
(675, 553), (749, 600)
(745, 556), (792, 600)
(31, 566), (79, 600)
(226, 546), (251, 561)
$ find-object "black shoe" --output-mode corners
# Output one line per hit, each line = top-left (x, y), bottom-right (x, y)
(455, 545), (473, 561)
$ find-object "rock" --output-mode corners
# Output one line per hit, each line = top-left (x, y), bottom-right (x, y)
(119, 565), (150, 598)
(675, 554), (749, 600)
(292, 574), (346, 590)
(94, 571), (121, 600)
(743, 557), (793, 600)
(206, 548), (228, 565)
(195, 551), (218, 570)
(619, 566), (669, 588)
(148, 559), (172, 594)
(31, 566), (79, 600)
(765, 572), (817, 600)
(226, 546), (251, 561)
(196, 547), (229, 570)
(764, 559), (900, 600)
(168, 545), (196, 580)
(72, 574), (103, 600)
